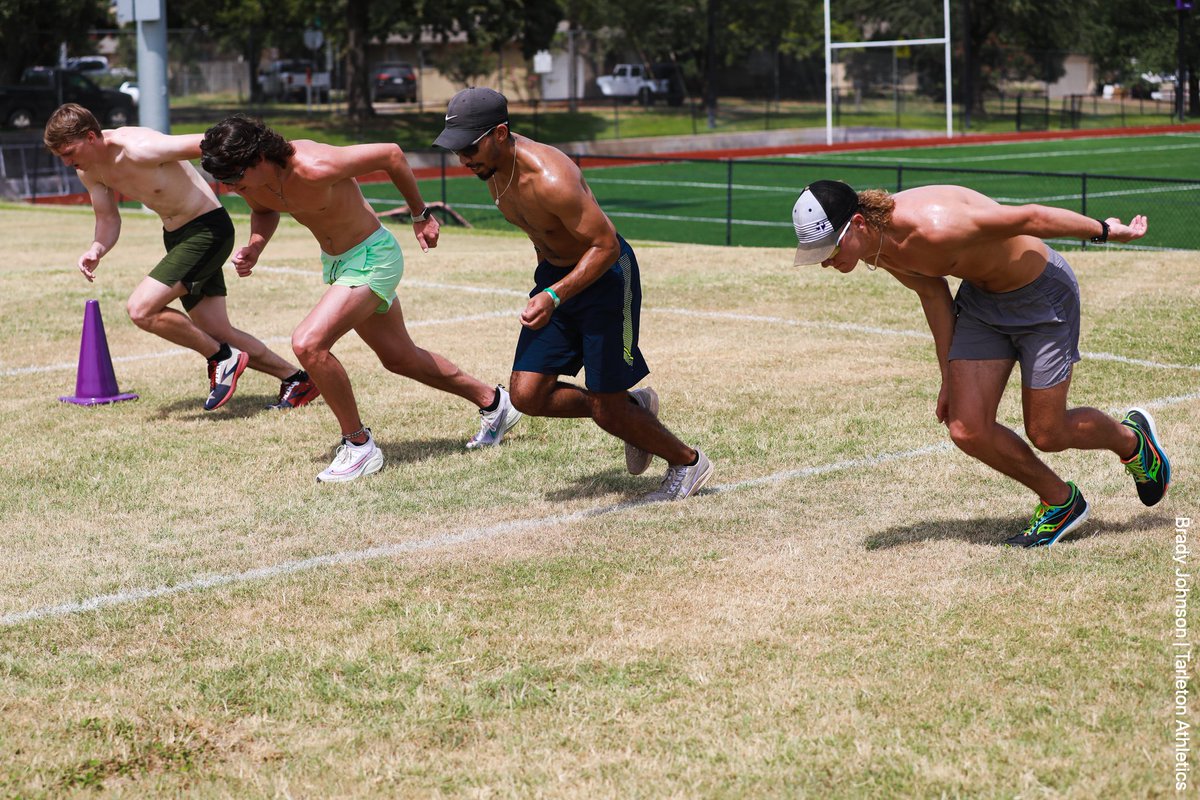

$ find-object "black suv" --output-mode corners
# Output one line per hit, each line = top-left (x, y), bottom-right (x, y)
(372, 63), (417, 103)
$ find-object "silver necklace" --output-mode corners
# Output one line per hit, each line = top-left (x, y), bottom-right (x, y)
(491, 140), (518, 206)
(867, 230), (884, 270)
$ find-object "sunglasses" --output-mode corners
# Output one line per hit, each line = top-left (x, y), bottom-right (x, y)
(827, 219), (853, 260)
(216, 169), (246, 186)
(455, 124), (501, 158)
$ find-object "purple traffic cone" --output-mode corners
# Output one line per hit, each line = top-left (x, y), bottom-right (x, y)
(59, 299), (139, 406)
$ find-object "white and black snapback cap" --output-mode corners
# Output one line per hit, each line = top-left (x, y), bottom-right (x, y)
(792, 180), (860, 265)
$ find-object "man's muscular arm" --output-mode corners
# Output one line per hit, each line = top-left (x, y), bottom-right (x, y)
(885, 268), (956, 423)
(120, 129), (206, 165)
(968, 195), (1148, 244)
(231, 196), (280, 277)
(77, 171), (121, 282)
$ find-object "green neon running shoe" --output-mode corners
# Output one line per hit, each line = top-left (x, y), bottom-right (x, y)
(1121, 407), (1170, 507)
(1004, 482), (1090, 548)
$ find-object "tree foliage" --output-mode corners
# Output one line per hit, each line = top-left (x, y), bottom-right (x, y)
(0, 0), (111, 83)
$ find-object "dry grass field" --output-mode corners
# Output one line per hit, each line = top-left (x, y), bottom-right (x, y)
(0, 202), (1195, 798)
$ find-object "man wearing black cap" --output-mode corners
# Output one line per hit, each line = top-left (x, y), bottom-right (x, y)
(197, 116), (521, 483)
(435, 87), (712, 502)
(792, 180), (1168, 547)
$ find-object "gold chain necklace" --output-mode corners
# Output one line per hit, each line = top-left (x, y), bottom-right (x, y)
(491, 140), (518, 206)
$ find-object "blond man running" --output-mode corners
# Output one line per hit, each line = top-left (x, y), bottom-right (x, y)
(44, 103), (316, 411)
(792, 180), (1168, 547)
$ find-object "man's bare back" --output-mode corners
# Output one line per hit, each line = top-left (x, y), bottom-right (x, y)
(71, 127), (218, 232)
(878, 185), (1056, 293)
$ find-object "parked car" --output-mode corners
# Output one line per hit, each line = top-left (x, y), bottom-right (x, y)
(64, 56), (135, 81)
(258, 59), (331, 102)
(65, 56), (108, 74)
(371, 62), (418, 103)
(0, 67), (136, 129)
(596, 62), (685, 106)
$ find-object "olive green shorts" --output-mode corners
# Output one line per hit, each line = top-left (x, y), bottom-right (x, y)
(150, 207), (234, 311)
(320, 226), (405, 314)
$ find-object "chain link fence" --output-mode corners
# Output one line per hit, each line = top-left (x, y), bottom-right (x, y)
(417, 151), (1200, 252)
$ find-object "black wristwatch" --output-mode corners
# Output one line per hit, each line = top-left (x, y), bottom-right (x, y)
(1090, 219), (1109, 244)
(412, 206), (431, 223)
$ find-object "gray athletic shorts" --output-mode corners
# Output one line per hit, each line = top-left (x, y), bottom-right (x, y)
(948, 246), (1081, 389)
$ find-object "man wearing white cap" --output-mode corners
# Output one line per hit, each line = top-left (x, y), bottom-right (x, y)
(434, 87), (712, 502)
(792, 180), (1168, 547)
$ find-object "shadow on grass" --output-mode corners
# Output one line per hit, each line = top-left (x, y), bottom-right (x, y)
(152, 391), (289, 420)
(374, 437), (474, 466)
(864, 511), (1168, 550)
(543, 465), (654, 503)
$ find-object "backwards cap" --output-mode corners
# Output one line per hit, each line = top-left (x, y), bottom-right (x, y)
(792, 180), (860, 265)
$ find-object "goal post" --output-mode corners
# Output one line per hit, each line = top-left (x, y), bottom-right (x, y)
(823, 0), (953, 144)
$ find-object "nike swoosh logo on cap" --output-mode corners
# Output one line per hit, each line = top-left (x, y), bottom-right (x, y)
(445, 114), (458, 120)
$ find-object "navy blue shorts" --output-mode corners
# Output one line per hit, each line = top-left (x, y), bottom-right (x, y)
(512, 235), (650, 393)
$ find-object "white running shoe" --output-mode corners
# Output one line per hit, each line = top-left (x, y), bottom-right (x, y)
(644, 449), (713, 502)
(317, 432), (384, 483)
(204, 346), (249, 411)
(467, 386), (522, 449)
(625, 386), (659, 475)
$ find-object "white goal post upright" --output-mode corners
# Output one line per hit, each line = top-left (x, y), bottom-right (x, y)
(823, 0), (953, 145)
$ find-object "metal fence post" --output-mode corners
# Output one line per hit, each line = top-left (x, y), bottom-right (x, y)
(1080, 173), (1088, 247)
(897, 164), (904, 192)
(726, 159), (734, 246)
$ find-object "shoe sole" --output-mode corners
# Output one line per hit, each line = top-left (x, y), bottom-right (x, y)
(316, 450), (384, 483)
(626, 387), (659, 475)
(1127, 406), (1171, 504)
(205, 351), (249, 411)
(1041, 500), (1090, 547)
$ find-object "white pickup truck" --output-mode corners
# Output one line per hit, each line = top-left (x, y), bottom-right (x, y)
(258, 59), (331, 103)
(596, 63), (682, 106)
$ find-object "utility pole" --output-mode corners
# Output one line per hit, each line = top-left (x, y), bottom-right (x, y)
(1179, 0), (1192, 122)
(116, 0), (169, 132)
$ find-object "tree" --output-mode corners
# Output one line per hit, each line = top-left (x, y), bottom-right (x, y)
(1085, 0), (1197, 115)
(167, 0), (314, 103)
(0, 0), (110, 83)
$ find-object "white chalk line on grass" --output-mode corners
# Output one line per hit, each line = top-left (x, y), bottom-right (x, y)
(6, 280), (1198, 377)
(6, 387), (1198, 628)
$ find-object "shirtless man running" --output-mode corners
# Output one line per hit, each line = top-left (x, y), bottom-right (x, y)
(434, 87), (711, 501)
(45, 103), (313, 411)
(198, 116), (519, 483)
(792, 180), (1169, 546)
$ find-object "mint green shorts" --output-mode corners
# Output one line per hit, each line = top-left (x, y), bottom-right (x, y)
(320, 226), (404, 314)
